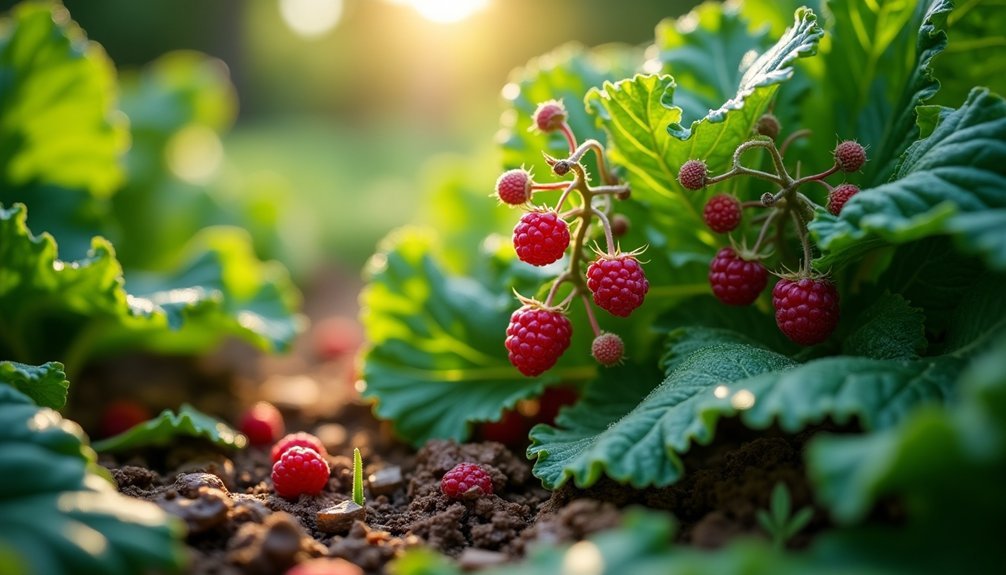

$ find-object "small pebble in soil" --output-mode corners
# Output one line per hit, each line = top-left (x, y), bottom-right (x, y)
(317, 500), (366, 534)
(229, 512), (325, 574)
(367, 466), (403, 497)
(458, 548), (509, 570)
(241, 401), (286, 446)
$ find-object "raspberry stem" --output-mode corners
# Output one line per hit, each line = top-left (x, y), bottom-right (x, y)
(558, 121), (578, 154)
(590, 208), (617, 256)
(581, 293), (602, 338)
(779, 128), (811, 156)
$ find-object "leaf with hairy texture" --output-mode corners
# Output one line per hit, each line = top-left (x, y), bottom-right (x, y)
(842, 294), (927, 360)
(811, 89), (1006, 272)
(0, 385), (185, 575)
(0, 361), (68, 410)
(91, 403), (245, 452)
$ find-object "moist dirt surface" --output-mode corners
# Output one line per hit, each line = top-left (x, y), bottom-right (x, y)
(88, 270), (839, 573)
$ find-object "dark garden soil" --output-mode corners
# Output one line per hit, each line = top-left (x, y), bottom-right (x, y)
(82, 270), (848, 574)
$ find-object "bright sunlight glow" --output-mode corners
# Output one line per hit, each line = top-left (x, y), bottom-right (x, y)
(390, 0), (489, 24)
(279, 0), (344, 38)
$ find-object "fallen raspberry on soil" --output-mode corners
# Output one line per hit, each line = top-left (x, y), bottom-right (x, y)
(440, 463), (494, 498)
(827, 183), (860, 215)
(834, 140), (866, 172)
(286, 558), (363, 575)
(773, 277), (840, 345)
(678, 159), (708, 190)
(496, 169), (532, 205)
(586, 254), (649, 317)
(591, 332), (624, 366)
(272, 432), (328, 464)
(505, 305), (573, 376)
(709, 247), (768, 306)
(240, 401), (285, 446)
(703, 194), (742, 233)
(272, 446), (331, 499)
(513, 211), (570, 266)
(100, 400), (151, 438)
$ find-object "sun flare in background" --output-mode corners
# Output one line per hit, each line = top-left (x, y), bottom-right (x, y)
(388, 0), (490, 24)
(278, 0), (344, 37)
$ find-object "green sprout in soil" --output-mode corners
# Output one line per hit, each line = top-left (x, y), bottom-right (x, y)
(757, 482), (813, 550)
(352, 447), (365, 506)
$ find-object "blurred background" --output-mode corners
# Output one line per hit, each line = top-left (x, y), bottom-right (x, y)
(0, 0), (696, 280)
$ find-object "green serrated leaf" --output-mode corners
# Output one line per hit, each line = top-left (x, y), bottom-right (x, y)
(0, 361), (68, 410)
(0, 203), (302, 373)
(811, 89), (1006, 272)
(0, 2), (127, 198)
(91, 403), (245, 452)
(843, 293), (927, 360)
(361, 228), (595, 446)
(0, 385), (185, 575)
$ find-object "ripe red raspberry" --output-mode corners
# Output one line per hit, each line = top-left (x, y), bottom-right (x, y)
(827, 183), (860, 215)
(240, 402), (285, 446)
(532, 100), (567, 132)
(834, 140), (866, 172)
(678, 159), (708, 190)
(708, 247), (767, 306)
(271, 432), (327, 464)
(591, 332), (624, 366)
(441, 463), (493, 498)
(271, 446), (330, 499)
(586, 254), (649, 317)
(100, 400), (151, 438)
(513, 211), (570, 266)
(703, 194), (742, 233)
(505, 305), (573, 376)
(773, 278), (840, 346)
(756, 113), (781, 139)
(496, 169), (532, 205)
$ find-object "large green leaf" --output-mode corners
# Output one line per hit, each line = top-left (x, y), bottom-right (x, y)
(810, 89), (1006, 272)
(361, 228), (596, 446)
(930, 0), (1006, 108)
(92, 403), (245, 452)
(0, 203), (302, 373)
(0, 385), (185, 575)
(0, 360), (68, 410)
(0, 2), (127, 198)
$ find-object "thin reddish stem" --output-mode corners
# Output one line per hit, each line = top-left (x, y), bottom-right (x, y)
(581, 293), (602, 337)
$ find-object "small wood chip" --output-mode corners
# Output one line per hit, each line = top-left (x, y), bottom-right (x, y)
(458, 548), (508, 571)
(316, 500), (366, 534)
(367, 466), (403, 496)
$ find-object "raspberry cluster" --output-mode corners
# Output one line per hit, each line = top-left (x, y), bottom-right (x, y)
(676, 115), (867, 345)
(495, 99), (647, 376)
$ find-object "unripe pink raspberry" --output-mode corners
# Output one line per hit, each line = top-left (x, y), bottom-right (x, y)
(827, 183), (860, 215)
(834, 140), (866, 172)
(505, 305), (573, 376)
(271, 432), (327, 464)
(496, 169), (533, 205)
(586, 254), (649, 317)
(513, 211), (570, 266)
(441, 463), (493, 498)
(532, 100), (567, 132)
(591, 333), (624, 366)
(703, 194), (742, 233)
(678, 160), (708, 190)
(286, 558), (363, 575)
(271, 446), (330, 499)
(240, 402), (285, 446)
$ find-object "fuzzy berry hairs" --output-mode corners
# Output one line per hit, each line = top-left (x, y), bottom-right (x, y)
(678, 114), (867, 345)
(497, 100), (647, 376)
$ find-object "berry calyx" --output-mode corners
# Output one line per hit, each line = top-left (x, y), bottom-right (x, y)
(827, 183), (860, 215)
(591, 332), (624, 366)
(532, 100), (567, 132)
(271, 432), (327, 464)
(586, 254), (649, 317)
(708, 247), (768, 306)
(772, 277), (840, 346)
(513, 210), (570, 266)
(441, 463), (494, 498)
(756, 113), (781, 140)
(678, 159), (708, 190)
(271, 446), (330, 499)
(496, 169), (533, 205)
(505, 304), (573, 376)
(240, 402), (285, 446)
(834, 140), (866, 172)
(703, 194), (742, 233)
